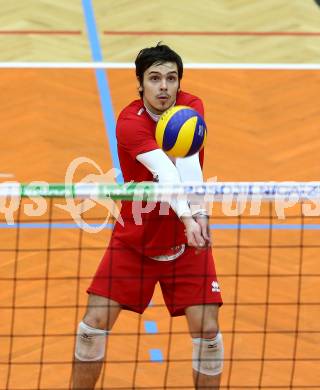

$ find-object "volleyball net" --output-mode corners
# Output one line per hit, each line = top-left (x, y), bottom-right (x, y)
(0, 182), (319, 389)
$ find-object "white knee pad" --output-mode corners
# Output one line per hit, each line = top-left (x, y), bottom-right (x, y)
(192, 332), (224, 376)
(75, 321), (108, 361)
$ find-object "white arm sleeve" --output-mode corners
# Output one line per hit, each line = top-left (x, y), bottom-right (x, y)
(175, 153), (203, 182)
(136, 149), (192, 218)
(175, 153), (208, 215)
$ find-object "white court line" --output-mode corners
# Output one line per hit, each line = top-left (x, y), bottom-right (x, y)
(0, 173), (15, 178)
(0, 62), (320, 70)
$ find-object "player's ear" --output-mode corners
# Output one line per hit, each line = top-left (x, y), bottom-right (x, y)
(137, 77), (143, 93)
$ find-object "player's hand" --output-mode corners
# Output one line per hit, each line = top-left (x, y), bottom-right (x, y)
(194, 214), (211, 246)
(181, 216), (206, 248)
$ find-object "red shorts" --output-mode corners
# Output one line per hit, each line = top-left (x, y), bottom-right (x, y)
(87, 237), (223, 317)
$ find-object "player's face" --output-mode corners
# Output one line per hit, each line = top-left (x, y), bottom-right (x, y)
(141, 62), (179, 114)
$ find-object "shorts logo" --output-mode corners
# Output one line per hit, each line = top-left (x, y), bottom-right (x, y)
(211, 281), (220, 293)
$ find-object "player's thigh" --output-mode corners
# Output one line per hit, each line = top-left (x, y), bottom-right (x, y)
(159, 246), (222, 316)
(87, 237), (158, 314)
(185, 304), (220, 339)
(84, 293), (121, 330)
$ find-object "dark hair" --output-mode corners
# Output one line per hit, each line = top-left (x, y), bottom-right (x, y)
(135, 43), (183, 98)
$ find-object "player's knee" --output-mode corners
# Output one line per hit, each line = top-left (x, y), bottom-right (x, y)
(85, 295), (120, 330)
(83, 311), (108, 331)
(75, 321), (108, 362)
(192, 332), (224, 376)
(190, 321), (219, 339)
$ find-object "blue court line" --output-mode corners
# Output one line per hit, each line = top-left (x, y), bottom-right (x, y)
(210, 223), (320, 230)
(82, 0), (155, 362)
(144, 321), (158, 334)
(1, 223), (320, 229)
(81, 0), (102, 61)
(149, 349), (163, 363)
(82, 0), (123, 182)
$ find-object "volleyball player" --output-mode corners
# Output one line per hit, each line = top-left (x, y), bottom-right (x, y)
(72, 43), (223, 390)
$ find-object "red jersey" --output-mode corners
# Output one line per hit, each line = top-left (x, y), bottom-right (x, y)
(112, 90), (205, 256)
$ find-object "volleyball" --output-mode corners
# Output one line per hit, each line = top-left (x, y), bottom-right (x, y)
(155, 105), (207, 158)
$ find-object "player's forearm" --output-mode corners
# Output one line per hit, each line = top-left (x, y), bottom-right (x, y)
(175, 153), (208, 216)
(136, 149), (192, 218)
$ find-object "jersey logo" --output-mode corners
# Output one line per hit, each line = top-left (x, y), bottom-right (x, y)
(211, 281), (221, 293)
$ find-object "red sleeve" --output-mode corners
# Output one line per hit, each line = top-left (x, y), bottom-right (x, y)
(116, 117), (159, 160)
(188, 98), (205, 118)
